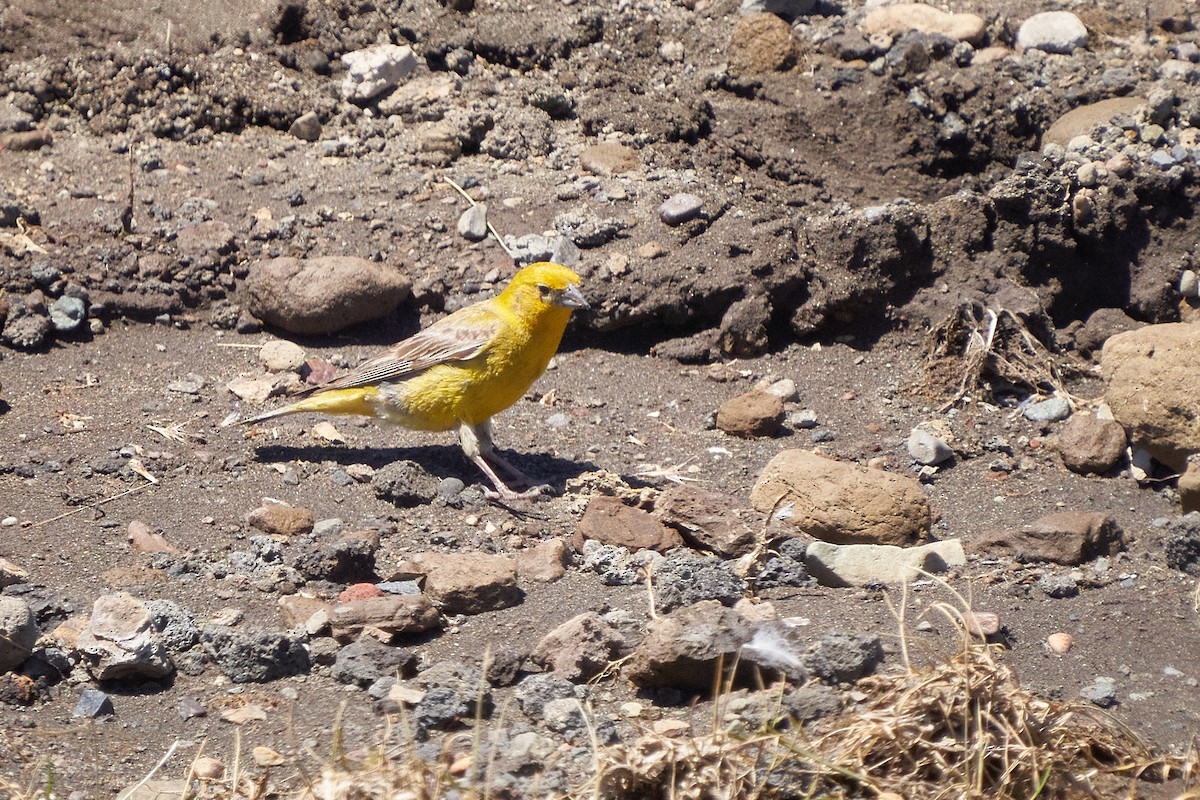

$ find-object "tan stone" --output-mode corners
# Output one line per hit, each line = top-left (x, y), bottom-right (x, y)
(751, 450), (930, 546)
(1102, 323), (1200, 470)
(716, 390), (784, 438)
(516, 538), (569, 582)
(1044, 97), (1146, 148)
(247, 502), (314, 537)
(729, 13), (798, 76)
(863, 3), (985, 44)
(404, 552), (523, 615)
(329, 595), (442, 641)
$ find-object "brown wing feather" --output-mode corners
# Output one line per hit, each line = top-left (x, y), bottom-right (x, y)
(316, 304), (503, 392)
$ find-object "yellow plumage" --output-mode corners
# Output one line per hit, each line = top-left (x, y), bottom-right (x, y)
(238, 262), (588, 499)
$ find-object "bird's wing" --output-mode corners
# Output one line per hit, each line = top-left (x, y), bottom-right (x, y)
(316, 304), (503, 391)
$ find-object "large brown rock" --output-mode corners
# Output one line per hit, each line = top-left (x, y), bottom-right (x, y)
(975, 511), (1126, 565)
(1054, 414), (1127, 475)
(728, 13), (798, 76)
(531, 612), (626, 682)
(575, 496), (683, 552)
(751, 450), (930, 546)
(656, 485), (758, 557)
(401, 552), (523, 615)
(329, 595), (442, 641)
(245, 256), (411, 335)
(863, 3), (986, 44)
(716, 390), (784, 438)
(624, 601), (754, 692)
(1103, 323), (1200, 470)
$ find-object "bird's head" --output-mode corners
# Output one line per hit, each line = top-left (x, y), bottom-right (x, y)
(504, 261), (589, 313)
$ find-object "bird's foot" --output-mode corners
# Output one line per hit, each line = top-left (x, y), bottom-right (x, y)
(484, 483), (555, 502)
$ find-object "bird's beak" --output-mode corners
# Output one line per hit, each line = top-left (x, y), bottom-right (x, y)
(558, 284), (589, 310)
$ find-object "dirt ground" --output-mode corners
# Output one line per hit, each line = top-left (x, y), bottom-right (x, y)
(2, 0), (1199, 796)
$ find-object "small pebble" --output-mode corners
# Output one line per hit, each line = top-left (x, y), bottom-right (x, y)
(73, 689), (114, 718)
(966, 611), (1000, 637)
(1023, 396), (1071, 422)
(659, 193), (703, 226)
(907, 428), (953, 466)
(457, 204), (489, 242)
(1046, 632), (1072, 654)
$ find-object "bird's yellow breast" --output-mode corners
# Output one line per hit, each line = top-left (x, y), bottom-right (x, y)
(374, 305), (571, 431)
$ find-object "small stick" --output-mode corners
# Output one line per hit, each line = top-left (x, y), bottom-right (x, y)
(444, 176), (516, 260)
(33, 481), (154, 527)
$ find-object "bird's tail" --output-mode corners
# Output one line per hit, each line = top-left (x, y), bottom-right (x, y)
(235, 386), (381, 425)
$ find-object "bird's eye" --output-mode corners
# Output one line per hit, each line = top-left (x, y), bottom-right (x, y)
(537, 283), (551, 297)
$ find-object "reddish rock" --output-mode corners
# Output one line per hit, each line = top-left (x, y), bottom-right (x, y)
(975, 511), (1126, 565)
(575, 496), (683, 553)
(1054, 415), (1126, 475)
(532, 612), (626, 682)
(401, 552), (523, 615)
(751, 450), (930, 546)
(1179, 461), (1200, 514)
(716, 390), (785, 438)
(656, 485), (757, 557)
(245, 255), (411, 336)
(247, 503), (314, 537)
(338, 583), (384, 603)
(728, 13), (798, 76)
(330, 595), (443, 642)
(516, 538), (569, 583)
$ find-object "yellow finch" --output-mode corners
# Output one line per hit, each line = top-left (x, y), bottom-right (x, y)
(239, 261), (588, 500)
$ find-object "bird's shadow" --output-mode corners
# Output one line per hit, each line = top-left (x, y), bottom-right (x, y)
(253, 442), (596, 492)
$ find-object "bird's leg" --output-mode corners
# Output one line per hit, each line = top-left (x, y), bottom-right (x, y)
(459, 421), (551, 500)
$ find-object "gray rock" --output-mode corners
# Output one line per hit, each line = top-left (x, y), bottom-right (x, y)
(659, 193), (704, 226)
(201, 626), (310, 683)
(802, 631), (884, 684)
(1023, 396), (1072, 422)
(542, 697), (589, 739)
(550, 235), (581, 267)
(291, 532), (378, 582)
(73, 689), (115, 718)
(907, 428), (953, 465)
(288, 111), (322, 142)
(804, 539), (966, 587)
(457, 204), (489, 242)
(581, 541), (661, 586)
(373, 460), (440, 507)
(331, 638), (413, 687)
(1079, 676), (1118, 708)
(739, 0), (815, 19)
(1038, 573), (1080, 599)
(410, 661), (492, 734)
(78, 593), (173, 681)
(753, 537), (815, 589)
(515, 672), (578, 720)
(652, 552), (746, 613)
(0, 597), (38, 671)
(1016, 11), (1088, 54)
(49, 296), (86, 333)
(624, 600), (755, 692)
(1163, 512), (1200, 574)
(341, 44), (417, 102)
(144, 599), (200, 654)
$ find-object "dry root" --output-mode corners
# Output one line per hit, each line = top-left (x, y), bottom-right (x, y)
(921, 302), (1069, 411)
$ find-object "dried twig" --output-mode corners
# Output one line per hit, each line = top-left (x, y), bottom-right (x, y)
(444, 176), (516, 260)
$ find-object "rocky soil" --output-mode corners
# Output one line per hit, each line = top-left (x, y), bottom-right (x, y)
(2, 0), (1200, 796)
